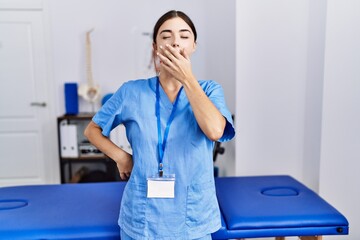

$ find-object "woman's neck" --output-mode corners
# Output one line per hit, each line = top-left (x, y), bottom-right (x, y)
(158, 75), (182, 103)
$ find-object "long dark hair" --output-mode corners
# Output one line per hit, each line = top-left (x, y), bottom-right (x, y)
(152, 10), (197, 43)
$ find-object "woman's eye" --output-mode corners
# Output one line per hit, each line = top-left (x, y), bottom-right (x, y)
(162, 36), (171, 40)
(181, 36), (189, 39)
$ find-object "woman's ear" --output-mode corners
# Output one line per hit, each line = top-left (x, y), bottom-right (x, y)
(191, 41), (197, 54)
(152, 42), (160, 75)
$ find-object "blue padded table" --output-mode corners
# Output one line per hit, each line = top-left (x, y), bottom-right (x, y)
(0, 175), (348, 239)
(0, 182), (123, 239)
(212, 176), (348, 240)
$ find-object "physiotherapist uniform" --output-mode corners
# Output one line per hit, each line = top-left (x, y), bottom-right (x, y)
(93, 76), (235, 239)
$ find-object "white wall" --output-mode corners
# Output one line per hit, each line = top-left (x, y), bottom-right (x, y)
(47, 0), (209, 115)
(235, 0), (357, 239)
(204, 0), (236, 176)
(47, 0), (237, 115)
(235, 0), (315, 186)
(302, 0), (327, 192)
(320, 0), (360, 239)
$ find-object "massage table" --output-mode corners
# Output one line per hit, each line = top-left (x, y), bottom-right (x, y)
(0, 175), (348, 239)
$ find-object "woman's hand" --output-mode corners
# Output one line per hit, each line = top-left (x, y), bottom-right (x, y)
(114, 151), (133, 180)
(157, 44), (194, 84)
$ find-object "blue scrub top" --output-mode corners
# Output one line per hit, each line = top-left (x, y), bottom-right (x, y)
(93, 76), (235, 239)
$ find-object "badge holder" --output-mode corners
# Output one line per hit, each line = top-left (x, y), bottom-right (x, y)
(147, 173), (175, 198)
(148, 79), (181, 199)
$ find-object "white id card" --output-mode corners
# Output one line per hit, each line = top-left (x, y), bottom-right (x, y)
(147, 174), (175, 198)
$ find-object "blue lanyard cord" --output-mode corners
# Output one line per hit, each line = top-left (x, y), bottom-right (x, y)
(156, 79), (183, 176)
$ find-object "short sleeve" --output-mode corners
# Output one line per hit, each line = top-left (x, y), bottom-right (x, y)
(92, 85), (125, 137)
(204, 81), (235, 142)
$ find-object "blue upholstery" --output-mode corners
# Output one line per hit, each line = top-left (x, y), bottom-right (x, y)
(0, 176), (348, 239)
(0, 182), (124, 239)
(212, 176), (348, 239)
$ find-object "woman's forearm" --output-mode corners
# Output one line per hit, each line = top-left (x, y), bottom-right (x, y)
(182, 77), (226, 141)
(84, 121), (131, 164)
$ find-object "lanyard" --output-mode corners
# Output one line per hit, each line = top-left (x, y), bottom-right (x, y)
(156, 78), (183, 177)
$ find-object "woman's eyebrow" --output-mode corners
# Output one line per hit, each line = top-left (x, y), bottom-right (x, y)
(179, 29), (191, 34)
(159, 29), (191, 34)
(160, 29), (172, 35)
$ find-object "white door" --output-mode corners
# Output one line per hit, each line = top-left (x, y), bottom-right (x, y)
(0, 10), (58, 186)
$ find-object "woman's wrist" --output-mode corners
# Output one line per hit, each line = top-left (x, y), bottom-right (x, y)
(181, 75), (197, 89)
(112, 148), (132, 165)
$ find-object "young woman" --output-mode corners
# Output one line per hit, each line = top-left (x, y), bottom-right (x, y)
(84, 10), (235, 240)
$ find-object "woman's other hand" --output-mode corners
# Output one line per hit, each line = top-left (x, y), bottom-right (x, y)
(115, 151), (133, 180)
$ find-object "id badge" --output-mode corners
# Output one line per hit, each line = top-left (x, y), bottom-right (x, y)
(147, 174), (175, 198)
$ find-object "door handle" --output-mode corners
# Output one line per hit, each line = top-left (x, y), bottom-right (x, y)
(30, 102), (47, 107)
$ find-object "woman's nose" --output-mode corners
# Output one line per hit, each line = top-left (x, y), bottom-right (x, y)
(171, 36), (180, 48)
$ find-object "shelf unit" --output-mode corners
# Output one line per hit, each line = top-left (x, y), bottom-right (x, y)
(57, 114), (120, 183)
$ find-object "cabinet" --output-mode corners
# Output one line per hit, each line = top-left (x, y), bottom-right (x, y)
(57, 114), (120, 183)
